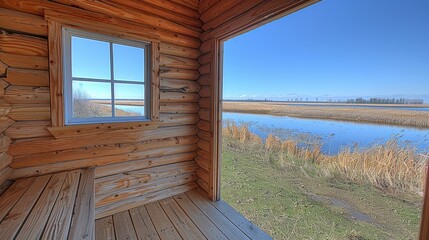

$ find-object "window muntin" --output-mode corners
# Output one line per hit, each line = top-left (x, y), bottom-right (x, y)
(63, 28), (150, 125)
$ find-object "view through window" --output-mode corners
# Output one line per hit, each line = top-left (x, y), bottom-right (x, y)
(221, 1), (429, 239)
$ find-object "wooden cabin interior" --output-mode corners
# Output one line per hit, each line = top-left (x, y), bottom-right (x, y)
(0, 0), (428, 239)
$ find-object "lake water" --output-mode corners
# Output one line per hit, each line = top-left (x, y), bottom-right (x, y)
(223, 112), (429, 155)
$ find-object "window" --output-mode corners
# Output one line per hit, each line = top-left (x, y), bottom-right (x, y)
(62, 28), (150, 125)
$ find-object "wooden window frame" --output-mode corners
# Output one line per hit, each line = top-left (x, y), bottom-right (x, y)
(46, 10), (160, 128)
(62, 27), (151, 125)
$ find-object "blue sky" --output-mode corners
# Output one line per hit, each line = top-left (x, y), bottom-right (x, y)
(223, 0), (429, 102)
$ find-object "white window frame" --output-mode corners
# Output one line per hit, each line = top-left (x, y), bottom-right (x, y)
(62, 27), (151, 125)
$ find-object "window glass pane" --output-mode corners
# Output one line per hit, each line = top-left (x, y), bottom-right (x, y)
(72, 81), (112, 118)
(72, 36), (111, 80)
(114, 83), (145, 116)
(113, 43), (145, 82)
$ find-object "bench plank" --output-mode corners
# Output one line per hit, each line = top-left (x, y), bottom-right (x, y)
(68, 168), (95, 240)
(42, 170), (81, 240)
(0, 174), (51, 239)
(17, 172), (67, 239)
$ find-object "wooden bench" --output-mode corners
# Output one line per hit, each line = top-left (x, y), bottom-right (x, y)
(0, 168), (95, 239)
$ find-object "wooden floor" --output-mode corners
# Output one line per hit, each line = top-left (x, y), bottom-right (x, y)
(96, 189), (272, 240)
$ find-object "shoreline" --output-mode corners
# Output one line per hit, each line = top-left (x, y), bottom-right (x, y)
(222, 101), (429, 129)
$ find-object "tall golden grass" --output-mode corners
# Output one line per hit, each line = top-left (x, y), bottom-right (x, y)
(223, 122), (428, 195)
(223, 101), (429, 129)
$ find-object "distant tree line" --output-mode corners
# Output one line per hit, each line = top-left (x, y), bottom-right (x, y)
(345, 98), (424, 104)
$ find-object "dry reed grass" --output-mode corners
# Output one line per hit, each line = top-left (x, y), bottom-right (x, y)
(223, 121), (427, 195)
(223, 101), (429, 129)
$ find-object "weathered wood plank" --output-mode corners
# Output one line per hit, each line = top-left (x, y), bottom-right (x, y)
(160, 92), (200, 103)
(145, 201), (182, 240)
(159, 42), (200, 60)
(160, 103), (200, 114)
(0, 177), (34, 222)
(68, 168), (95, 240)
(159, 197), (206, 240)
(160, 113), (199, 126)
(3, 86), (50, 104)
(5, 121), (51, 140)
(161, 78), (201, 93)
(187, 190), (251, 239)
(160, 54), (200, 70)
(96, 182), (198, 219)
(95, 216), (116, 240)
(0, 7), (47, 36)
(0, 30), (48, 56)
(160, 67), (200, 80)
(0, 116), (15, 132)
(7, 104), (50, 121)
(0, 174), (51, 239)
(129, 206), (159, 240)
(17, 172), (68, 239)
(42, 170), (81, 240)
(173, 193), (227, 239)
(112, 211), (137, 240)
(3, 68), (49, 86)
(0, 52), (48, 70)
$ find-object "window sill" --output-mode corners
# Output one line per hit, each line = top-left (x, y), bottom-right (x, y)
(47, 121), (161, 139)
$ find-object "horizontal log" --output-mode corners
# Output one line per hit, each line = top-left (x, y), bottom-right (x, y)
(3, 68), (49, 86)
(199, 86), (211, 98)
(0, 79), (8, 96)
(47, 121), (160, 139)
(198, 52), (211, 65)
(0, 30), (48, 56)
(160, 113), (199, 126)
(160, 103), (199, 114)
(198, 108), (210, 121)
(109, 0), (202, 28)
(202, 0), (264, 31)
(12, 135), (199, 169)
(195, 156), (209, 171)
(199, 63), (211, 75)
(199, 40), (211, 54)
(0, 152), (12, 170)
(3, 86), (50, 104)
(7, 104), (50, 121)
(198, 74), (211, 86)
(160, 91), (200, 103)
(0, 167), (12, 185)
(159, 43), (200, 60)
(160, 78), (201, 93)
(95, 161), (198, 194)
(0, 134), (11, 154)
(160, 67), (200, 80)
(5, 120), (51, 140)
(198, 97), (211, 109)
(0, 116), (15, 132)
(196, 148), (210, 160)
(197, 120), (210, 132)
(196, 168), (209, 184)
(198, 130), (211, 141)
(9, 125), (198, 155)
(142, 0), (199, 19)
(0, 7), (47, 36)
(95, 152), (197, 178)
(160, 54), (200, 70)
(197, 139), (210, 152)
(11, 147), (197, 179)
(197, 178), (209, 193)
(96, 172), (197, 207)
(51, 0), (201, 37)
(171, 0), (199, 10)
(198, 0), (220, 14)
(96, 182), (198, 219)
(0, 52), (48, 70)
(0, 61), (6, 77)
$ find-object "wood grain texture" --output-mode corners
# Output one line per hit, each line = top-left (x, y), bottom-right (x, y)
(145, 201), (182, 240)
(129, 206), (159, 240)
(0, 52), (48, 70)
(0, 7), (47, 36)
(0, 30), (48, 56)
(3, 68), (49, 86)
(95, 216), (116, 240)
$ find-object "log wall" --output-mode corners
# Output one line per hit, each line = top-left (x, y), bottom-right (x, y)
(0, 0), (202, 218)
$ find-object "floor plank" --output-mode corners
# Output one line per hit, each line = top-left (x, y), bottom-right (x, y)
(173, 193), (228, 240)
(113, 211), (138, 240)
(0, 174), (51, 239)
(17, 172), (67, 239)
(145, 201), (182, 240)
(129, 206), (160, 240)
(42, 170), (81, 240)
(69, 168), (95, 240)
(95, 216), (116, 240)
(159, 197), (206, 240)
(186, 190), (251, 240)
